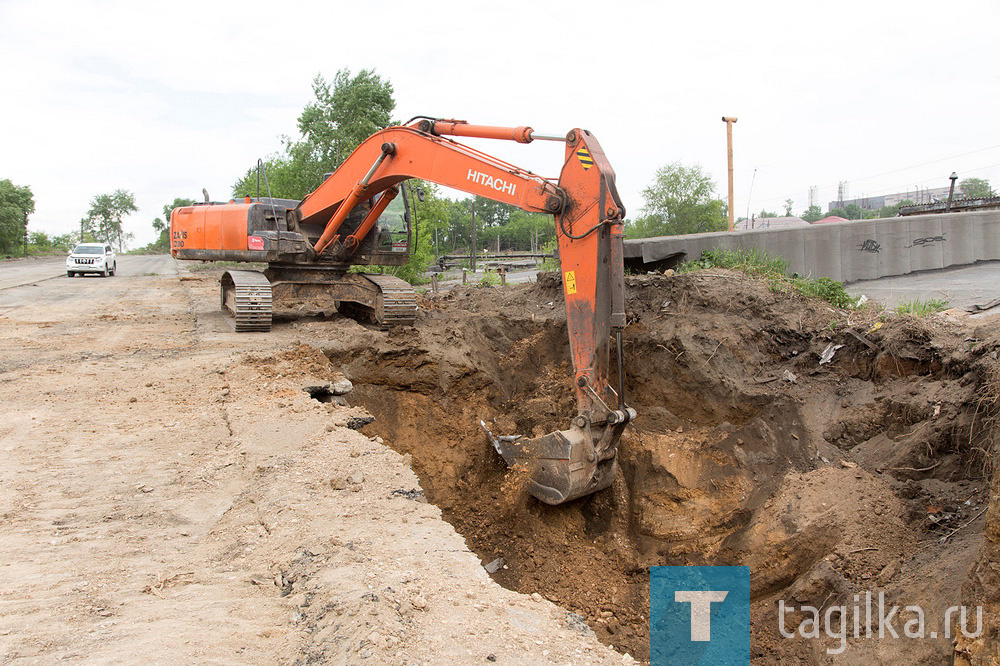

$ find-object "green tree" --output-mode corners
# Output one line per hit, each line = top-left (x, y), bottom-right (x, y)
(502, 209), (552, 252)
(81, 189), (137, 251)
(843, 203), (863, 220)
(0, 179), (34, 255)
(142, 197), (197, 253)
(298, 70), (394, 169)
(876, 203), (901, 218)
(50, 233), (76, 252)
(960, 177), (996, 199)
(471, 197), (511, 229)
(801, 205), (823, 223)
(409, 181), (452, 258)
(28, 231), (51, 251)
(783, 198), (794, 216)
(626, 162), (727, 237)
(757, 209), (779, 219)
(233, 69), (395, 200)
(233, 152), (312, 200)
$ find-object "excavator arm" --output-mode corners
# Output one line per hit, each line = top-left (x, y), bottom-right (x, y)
(298, 119), (635, 504)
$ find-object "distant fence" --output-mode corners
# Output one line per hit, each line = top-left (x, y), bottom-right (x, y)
(622, 210), (1000, 283)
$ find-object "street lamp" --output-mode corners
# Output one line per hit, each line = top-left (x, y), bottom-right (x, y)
(947, 172), (958, 211)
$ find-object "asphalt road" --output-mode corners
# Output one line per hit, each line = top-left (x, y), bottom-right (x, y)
(846, 260), (1000, 312)
(0, 255), (179, 317)
(0, 254), (177, 292)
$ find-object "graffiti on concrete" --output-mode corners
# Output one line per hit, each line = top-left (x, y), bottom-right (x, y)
(907, 235), (947, 248)
(858, 239), (881, 253)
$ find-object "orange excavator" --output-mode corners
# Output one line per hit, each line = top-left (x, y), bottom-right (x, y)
(170, 117), (635, 504)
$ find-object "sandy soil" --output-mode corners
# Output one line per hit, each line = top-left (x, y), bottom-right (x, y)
(0, 257), (627, 665)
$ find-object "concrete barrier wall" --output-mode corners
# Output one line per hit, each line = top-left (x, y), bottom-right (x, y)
(623, 210), (1000, 282)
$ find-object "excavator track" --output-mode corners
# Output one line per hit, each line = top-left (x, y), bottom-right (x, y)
(361, 273), (418, 327)
(220, 270), (273, 332)
(220, 269), (415, 331)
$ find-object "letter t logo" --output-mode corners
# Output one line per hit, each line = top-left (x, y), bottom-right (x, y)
(675, 591), (729, 641)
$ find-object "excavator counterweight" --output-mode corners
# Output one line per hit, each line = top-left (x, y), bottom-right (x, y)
(170, 118), (634, 504)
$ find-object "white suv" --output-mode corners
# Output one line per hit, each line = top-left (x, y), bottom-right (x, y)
(67, 243), (116, 277)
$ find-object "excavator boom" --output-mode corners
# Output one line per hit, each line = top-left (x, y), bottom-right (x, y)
(171, 117), (634, 503)
(289, 118), (634, 503)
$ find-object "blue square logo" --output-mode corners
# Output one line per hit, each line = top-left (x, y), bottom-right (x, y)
(650, 566), (751, 665)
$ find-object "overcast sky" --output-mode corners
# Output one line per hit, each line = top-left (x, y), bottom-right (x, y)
(3, 0), (999, 246)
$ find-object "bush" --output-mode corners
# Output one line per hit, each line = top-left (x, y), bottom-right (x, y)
(476, 271), (500, 288)
(679, 247), (788, 277)
(791, 276), (853, 308)
(894, 298), (948, 317)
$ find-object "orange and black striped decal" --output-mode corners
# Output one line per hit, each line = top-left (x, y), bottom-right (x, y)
(576, 146), (594, 170)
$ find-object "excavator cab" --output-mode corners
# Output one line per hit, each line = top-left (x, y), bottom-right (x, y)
(284, 185), (413, 267)
(169, 187), (414, 269)
(373, 189), (411, 255)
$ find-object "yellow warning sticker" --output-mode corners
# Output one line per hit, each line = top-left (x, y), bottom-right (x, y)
(576, 147), (594, 170)
(565, 270), (577, 294)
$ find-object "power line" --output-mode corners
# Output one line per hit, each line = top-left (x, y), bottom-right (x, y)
(748, 143), (1000, 208)
(846, 161), (1000, 202)
(846, 143), (1000, 185)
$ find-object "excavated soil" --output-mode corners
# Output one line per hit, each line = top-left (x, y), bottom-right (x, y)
(311, 270), (1000, 662)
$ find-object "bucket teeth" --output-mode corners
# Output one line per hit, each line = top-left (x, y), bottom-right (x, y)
(482, 419), (617, 505)
(480, 420), (523, 460)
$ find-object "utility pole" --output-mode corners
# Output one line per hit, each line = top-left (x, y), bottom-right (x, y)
(722, 116), (738, 231)
(22, 209), (28, 256)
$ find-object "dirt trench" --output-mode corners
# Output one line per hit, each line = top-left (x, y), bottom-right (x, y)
(318, 272), (999, 662)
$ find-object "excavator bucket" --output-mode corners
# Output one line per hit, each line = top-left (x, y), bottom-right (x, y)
(482, 420), (621, 505)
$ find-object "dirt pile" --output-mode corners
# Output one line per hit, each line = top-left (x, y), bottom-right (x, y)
(299, 269), (1000, 662)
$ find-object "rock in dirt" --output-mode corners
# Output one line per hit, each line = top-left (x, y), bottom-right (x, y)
(566, 612), (593, 635)
(484, 557), (504, 574)
(347, 472), (364, 485)
(346, 416), (375, 430)
(330, 378), (353, 395)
